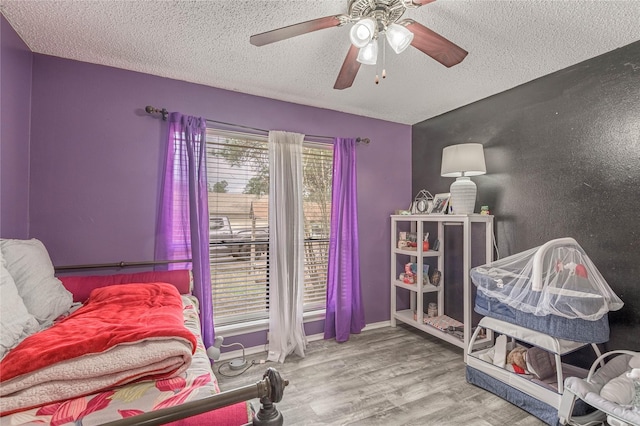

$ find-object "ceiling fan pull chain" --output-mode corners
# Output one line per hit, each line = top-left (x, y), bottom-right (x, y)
(375, 43), (380, 84)
(382, 39), (387, 79)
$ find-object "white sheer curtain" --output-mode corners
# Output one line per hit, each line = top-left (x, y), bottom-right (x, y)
(267, 130), (306, 363)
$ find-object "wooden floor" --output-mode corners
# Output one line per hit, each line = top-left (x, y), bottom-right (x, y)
(217, 325), (546, 426)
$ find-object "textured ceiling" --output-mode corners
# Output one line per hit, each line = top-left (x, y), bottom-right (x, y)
(2, 0), (640, 125)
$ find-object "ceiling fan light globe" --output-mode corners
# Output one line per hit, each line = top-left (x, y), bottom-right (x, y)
(386, 23), (414, 54)
(350, 18), (376, 48)
(357, 40), (378, 65)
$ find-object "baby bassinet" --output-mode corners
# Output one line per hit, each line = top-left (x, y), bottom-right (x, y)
(471, 237), (623, 343)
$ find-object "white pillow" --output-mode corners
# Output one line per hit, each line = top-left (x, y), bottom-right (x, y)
(493, 334), (508, 368)
(591, 354), (632, 388)
(600, 371), (634, 405)
(479, 346), (495, 363)
(0, 260), (40, 359)
(0, 239), (73, 325)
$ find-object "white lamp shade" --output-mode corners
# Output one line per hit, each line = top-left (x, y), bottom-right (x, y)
(350, 18), (376, 48)
(357, 40), (378, 65)
(386, 23), (414, 54)
(440, 143), (486, 177)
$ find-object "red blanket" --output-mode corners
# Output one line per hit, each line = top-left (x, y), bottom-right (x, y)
(0, 282), (197, 383)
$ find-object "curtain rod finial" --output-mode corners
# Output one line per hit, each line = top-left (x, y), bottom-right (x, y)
(145, 105), (169, 120)
(356, 137), (370, 145)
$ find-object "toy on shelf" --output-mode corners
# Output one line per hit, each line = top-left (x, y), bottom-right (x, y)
(400, 262), (432, 285)
(402, 263), (415, 284)
(430, 269), (441, 286)
(427, 302), (438, 318)
(423, 232), (430, 251)
(397, 232), (418, 250)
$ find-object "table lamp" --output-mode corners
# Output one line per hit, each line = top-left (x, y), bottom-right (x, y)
(440, 143), (486, 214)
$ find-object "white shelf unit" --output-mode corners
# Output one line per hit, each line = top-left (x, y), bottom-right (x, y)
(390, 214), (494, 361)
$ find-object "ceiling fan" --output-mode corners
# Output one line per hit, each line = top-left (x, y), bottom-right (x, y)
(249, 0), (468, 90)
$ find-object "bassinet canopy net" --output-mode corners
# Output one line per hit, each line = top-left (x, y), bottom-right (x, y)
(471, 238), (623, 320)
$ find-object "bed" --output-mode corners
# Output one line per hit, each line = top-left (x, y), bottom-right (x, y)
(0, 238), (286, 426)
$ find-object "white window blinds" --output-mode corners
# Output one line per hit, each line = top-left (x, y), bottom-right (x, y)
(206, 129), (332, 325)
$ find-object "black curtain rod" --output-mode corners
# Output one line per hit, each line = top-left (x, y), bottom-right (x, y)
(55, 258), (192, 272)
(144, 105), (370, 145)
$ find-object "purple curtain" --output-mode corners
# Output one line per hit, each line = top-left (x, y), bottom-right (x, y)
(324, 137), (365, 342)
(155, 112), (214, 348)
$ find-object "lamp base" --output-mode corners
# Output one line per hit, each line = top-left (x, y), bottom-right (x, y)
(229, 358), (248, 370)
(449, 177), (477, 214)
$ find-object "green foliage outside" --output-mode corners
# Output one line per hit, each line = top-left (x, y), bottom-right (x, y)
(211, 180), (229, 193)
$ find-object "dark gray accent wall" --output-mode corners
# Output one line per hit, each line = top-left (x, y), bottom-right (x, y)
(412, 41), (640, 352)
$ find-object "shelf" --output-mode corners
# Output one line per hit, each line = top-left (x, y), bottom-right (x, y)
(391, 214), (494, 223)
(395, 310), (465, 348)
(393, 248), (441, 257)
(393, 280), (439, 293)
(390, 214), (495, 363)
(394, 310), (492, 351)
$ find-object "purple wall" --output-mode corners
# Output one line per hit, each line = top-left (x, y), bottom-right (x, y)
(1, 16), (32, 239)
(28, 54), (412, 342)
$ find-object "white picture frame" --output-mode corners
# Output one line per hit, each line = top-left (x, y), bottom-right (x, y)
(429, 193), (451, 214)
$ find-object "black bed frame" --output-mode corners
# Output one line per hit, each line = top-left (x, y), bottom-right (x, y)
(102, 368), (288, 426)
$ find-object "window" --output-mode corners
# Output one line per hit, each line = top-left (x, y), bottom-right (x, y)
(206, 129), (333, 326)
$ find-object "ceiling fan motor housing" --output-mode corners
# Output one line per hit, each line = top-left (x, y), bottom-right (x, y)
(348, 0), (409, 28)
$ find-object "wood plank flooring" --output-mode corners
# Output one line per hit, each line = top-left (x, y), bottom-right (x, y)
(217, 325), (546, 426)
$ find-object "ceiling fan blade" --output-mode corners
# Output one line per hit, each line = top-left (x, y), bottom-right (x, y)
(250, 15), (345, 47)
(402, 19), (468, 67)
(334, 45), (361, 90)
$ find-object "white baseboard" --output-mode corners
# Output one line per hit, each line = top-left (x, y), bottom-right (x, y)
(218, 321), (391, 362)
(362, 320), (391, 331)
